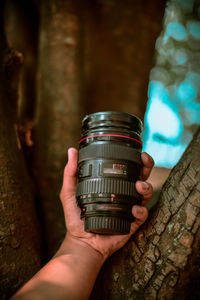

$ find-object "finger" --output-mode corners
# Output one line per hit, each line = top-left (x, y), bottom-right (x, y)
(60, 148), (82, 227)
(130, 205), (148, 234)
(135, 181), (153, 205)
(141, 152), (154, 181)
(61, 148), (78, 197)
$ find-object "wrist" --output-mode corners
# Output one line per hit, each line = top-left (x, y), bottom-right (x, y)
(55, 233), (106, 266)
(13, 233), (105, 300)
(34, 233), (105, 300)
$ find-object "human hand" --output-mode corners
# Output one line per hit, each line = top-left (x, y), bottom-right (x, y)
(60, 148), (154, 261)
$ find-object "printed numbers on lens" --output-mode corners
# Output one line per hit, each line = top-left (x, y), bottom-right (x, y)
(113, 163), (125, 170)
(103, 163), (127, 175)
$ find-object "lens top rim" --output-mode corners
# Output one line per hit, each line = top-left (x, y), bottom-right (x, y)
(82, 111), (143, 132)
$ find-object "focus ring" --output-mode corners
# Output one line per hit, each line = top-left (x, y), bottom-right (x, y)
(76, 178), (140, 199)
(78, 143), (141, 164)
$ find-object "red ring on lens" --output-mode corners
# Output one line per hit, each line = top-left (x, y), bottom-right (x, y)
(79, 134), (142, 144)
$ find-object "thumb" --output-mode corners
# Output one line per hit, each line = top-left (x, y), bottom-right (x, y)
(60, 148), (81, 227)
(130, 205), (148, 235)
(60, 148), (78, 198)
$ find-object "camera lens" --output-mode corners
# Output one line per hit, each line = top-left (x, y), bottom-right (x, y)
(76, 111), (143, 235)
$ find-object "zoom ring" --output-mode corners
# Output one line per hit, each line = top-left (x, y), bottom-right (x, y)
(78, 143), (141, 164)
(76, 178), (140, 198)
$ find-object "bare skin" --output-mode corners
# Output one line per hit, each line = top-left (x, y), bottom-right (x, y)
(12, 148), (154, 300)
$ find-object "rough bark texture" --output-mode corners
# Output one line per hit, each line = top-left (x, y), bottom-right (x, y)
(91, 127), (200, 300)
(32, 0), (84, 258)
(0, 5), (41, 299)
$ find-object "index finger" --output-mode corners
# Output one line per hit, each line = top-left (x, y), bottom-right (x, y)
(141, 152), (154, 180)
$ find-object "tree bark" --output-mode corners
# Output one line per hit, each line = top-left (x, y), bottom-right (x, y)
(91, 127), (200, 299)
(0, 3), (41, 299)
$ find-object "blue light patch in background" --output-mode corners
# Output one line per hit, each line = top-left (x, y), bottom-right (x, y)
(143, 76), (200, 167)
(146, 95), (182, 140)
(142, 0), (200, 168)
(177, 80), (197, 103)
(174, 49), (187, 65)
(187, 21), (200, 39)
(143, 138), (186, 168)
(165, 22), (187, 41)
(184, 102), (200, 125)
(187, 72), (200, 91)
(143, 81), (184, 168)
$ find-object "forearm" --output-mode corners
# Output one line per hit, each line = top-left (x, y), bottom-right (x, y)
(12, 234), (105, 300)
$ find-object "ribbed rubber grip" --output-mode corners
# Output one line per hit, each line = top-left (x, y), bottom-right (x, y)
(78, 143), (141, 164)
(84, 216), (130, 234)
(76, 178), (140, 198)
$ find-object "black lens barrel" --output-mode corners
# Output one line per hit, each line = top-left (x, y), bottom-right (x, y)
(76, 111), (143, 235)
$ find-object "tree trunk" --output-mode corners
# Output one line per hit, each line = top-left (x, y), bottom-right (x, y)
(0, 3), (41, 299)
(80, 0), (165, 120)
(91, 127), (200, 299)
(32, 0), (84, 258)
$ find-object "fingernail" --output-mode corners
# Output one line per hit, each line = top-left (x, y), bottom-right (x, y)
(143, 152), (154, 165)
(68, 147), (73, 157)
(136, 206), (144, 215)
(141, 181), (149, 190)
